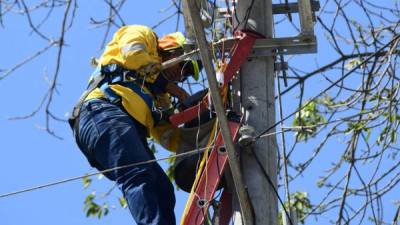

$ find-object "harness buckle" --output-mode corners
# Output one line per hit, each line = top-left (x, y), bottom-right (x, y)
(122, 70), (136, 83)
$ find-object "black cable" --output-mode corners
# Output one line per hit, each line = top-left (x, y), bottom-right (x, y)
(244, 33), (400, 225)
(249, 147), (294, 225)
(242, 0), (255, 30)
(284, 0), (292, 22)
(0, 145), (214, 199)
(231, 0), (240, 31)
(175, 0), (182, 31)
(233, 0), (255, 32)
(254, 34), (400, 140)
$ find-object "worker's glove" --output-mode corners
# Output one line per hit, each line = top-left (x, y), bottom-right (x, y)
(138, 62), (162, 76)
(152, 107), (175, 125)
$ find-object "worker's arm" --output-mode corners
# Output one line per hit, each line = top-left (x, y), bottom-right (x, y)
(150, 83), (189, 152)
(165, 82), (189, 103)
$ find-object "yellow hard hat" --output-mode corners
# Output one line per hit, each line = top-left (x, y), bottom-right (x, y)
(158, 32), (186, 51)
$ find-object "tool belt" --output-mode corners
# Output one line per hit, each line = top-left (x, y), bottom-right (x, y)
(68, 64), (143, 130)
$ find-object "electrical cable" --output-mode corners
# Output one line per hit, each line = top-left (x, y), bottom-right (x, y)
(242, 0), (255, 30)
(175, 0), (182, 31)
(244, 32), (400, 225)
(276, 61), (293, 224)
(0, 144), (217, 199)
(254, 34), (400, 140)
(231, 0), (240, 31)
(249, 147), (294, 225)
(233, 0), (255, 32)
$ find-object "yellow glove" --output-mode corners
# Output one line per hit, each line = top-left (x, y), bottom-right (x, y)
(138, 62), (162, 83)
(138, 62), (161, 75)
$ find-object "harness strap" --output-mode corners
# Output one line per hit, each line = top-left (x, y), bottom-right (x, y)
(68, 72), (105, 129)
(69, 63), (168, 133)
(68, 64), (141, 129)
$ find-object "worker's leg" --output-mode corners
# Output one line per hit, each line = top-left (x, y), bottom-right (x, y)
(76, 99), (175, 225)
(151, 159), (176, 223)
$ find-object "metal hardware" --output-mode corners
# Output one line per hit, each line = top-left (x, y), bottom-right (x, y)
(273, 0), (320, 14)
(218, 146), (227, 154)
(238, 125), (256, 148)
(275, 62), (288, 72)
(197, 199), (207, 208)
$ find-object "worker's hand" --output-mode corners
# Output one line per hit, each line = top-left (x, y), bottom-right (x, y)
(138, 62), (162, 76)
(165, 82), (189, 103)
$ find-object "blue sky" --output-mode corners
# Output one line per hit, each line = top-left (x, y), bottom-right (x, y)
(0, 1), (399, 225)
(0, 1), (191, 224)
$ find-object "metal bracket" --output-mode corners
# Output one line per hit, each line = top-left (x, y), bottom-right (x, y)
(272, 0), (320, 15)
(298, 0), (315, 35)
(218, 1), (320, 16)
(275, 62), (288, 72)
(251, 35), (317, 57)
(212, 34), (317, 57)
(164, 34), (316, 71)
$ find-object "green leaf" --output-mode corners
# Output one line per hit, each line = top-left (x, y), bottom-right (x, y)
(150, 143), (157, 154)
(119, 197), (128, 209)
(293, 100), (326, 142)
(316, 179), (325, 188)
(82, 192), (111, 219)
(345, 58), (362, 70)
(391, 130), (397, 143)
(166, 155), (176, 183)
(282, 191), (312, 224)
(345, 121), (367, 135)
(82, 175), (92, 189)
(364, 128), (371, 141)
(83, 192), (102, 218)
(377, 126), (390, 145)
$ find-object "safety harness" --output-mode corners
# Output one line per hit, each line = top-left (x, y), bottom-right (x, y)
(68, 64), (159, 131)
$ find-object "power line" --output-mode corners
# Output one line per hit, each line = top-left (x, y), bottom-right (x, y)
(247, 34), (400, 225)
(250, 146), (293, 225)
(0, 127), (286, 200)
(276, 61), (293, 225)
(255, 34), (400, 140)
(0, 144), (216, 199)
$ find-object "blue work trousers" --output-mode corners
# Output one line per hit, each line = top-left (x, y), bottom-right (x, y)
(75, 99), (176, 225)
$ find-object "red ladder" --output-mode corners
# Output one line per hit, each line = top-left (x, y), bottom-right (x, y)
(180, 121), (239, 225)
(172, 30), (263, 225)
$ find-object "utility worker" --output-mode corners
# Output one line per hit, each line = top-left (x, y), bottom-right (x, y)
(69, 25), (201, 225)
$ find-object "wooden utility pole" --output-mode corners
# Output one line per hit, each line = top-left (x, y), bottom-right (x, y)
(233, 0), (279, 225)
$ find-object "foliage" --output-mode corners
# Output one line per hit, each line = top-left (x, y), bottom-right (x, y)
(292, 100), (326, 142)
(1, 0), (400, 224)
(82, 175), (92, 189)
(166, 154), (176, 183)
(278, 191), (312, 225)
(148, 139), (158, 154)
(83, 192), (109, 219)
(118, 197), (128, 209)
(81, 174), (126, 218)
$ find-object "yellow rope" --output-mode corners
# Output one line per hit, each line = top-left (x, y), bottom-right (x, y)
(180, 88), (230, 224)
(180, 37), (232, 224)
(180, 119), (219, 225)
